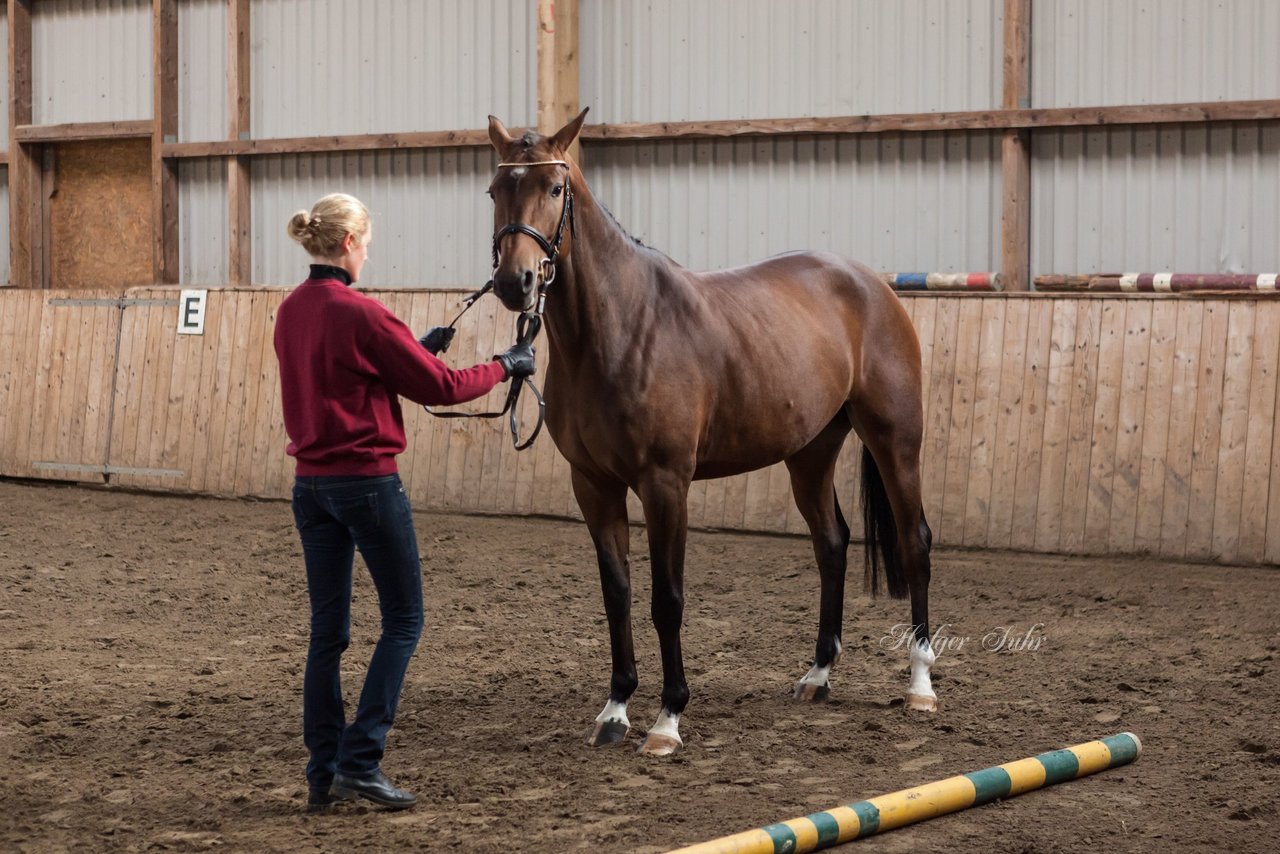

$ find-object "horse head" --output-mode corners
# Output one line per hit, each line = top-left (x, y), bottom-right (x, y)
(486, 109), (589, 312)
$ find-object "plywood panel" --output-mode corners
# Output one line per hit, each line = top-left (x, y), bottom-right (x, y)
(50, 140), (153, 291)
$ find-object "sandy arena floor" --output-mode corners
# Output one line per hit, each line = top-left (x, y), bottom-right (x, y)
(0, 479), (1276, 853)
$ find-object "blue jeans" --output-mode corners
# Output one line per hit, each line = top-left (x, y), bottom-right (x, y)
(291, 474), (424, 790)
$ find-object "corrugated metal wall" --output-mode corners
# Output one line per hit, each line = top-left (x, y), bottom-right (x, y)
(0, 6), (9, 138)
(589, 133), (1001, 274)
(16, 1), (1280, 285)
(1, 6), (8, 282)
(1030, 1), (1280, 275)
(33, 0), (151, 125)
(179, 158), (229, 284)
(1032, 122), (1280, 274)
(581, 0), (1003, 123)
(0, 171), (11, 284)
(179, 0), (227, 143)
(1033, 0), (1280, 107)
(250, 148), (497, 286)
(251, 0), (536, 138)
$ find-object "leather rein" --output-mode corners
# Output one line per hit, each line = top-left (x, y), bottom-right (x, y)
(422, 160), (574, 451)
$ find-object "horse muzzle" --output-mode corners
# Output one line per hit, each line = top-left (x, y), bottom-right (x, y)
(493, 268), (539, 312)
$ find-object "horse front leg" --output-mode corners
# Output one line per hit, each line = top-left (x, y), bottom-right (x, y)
(572, 469), (637, 747)
(636, 468), (691, 756)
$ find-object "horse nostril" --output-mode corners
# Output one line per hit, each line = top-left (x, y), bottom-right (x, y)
(521, 269), (535, 292)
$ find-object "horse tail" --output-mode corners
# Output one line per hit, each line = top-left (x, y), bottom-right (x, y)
(861, 446), (909, 599)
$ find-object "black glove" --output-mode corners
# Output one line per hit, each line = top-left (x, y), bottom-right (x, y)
(419, 326), (455, 355)
(494, 341), (537, 379)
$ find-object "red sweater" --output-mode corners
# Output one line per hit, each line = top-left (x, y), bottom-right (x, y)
(274, 270), (507, 476)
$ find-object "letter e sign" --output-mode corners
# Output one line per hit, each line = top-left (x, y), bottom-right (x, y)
(178, 290), (208, 335)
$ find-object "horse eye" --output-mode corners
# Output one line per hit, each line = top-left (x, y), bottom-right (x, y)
(551, 185), (564, 198)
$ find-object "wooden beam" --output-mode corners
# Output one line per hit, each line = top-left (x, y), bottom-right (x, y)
(8, 0), (40, 287)
(1001, 0), (1032, 292)
(162, 128), (492, 158)
(152, 0), (179, 284)
(227, 0), (251, 286)
(537, 0), (580, 162)
(15, 120), (155, 142)
(581, 99), (1280, 140)
(157, 98), (1280, 161)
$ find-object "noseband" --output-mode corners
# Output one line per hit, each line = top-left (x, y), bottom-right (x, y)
(491, 159), (575, 308)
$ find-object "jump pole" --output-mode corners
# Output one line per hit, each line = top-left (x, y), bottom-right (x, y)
(666, 732), (1142, 854)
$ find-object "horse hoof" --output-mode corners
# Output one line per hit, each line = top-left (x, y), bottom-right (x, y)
(586, 719), (630, 747)
(905, 692), (938, 713)
(793, 682), (830, 702)
(637, 733), (682, 756)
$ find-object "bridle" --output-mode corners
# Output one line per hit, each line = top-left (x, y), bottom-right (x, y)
(422, 159), (574, 451)
(490, 159), (575, 312)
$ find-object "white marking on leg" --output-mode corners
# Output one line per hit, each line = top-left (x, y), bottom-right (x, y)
(799, 637), (842, 687)
(595, 698), (630, 728)
(909, 637), (937, 700)
(648, 708), (682, 745)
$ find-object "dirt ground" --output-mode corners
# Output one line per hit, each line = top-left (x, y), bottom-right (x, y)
(0, 479), (1277, 853)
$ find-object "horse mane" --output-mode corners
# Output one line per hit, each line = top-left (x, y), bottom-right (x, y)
(596, 202), (647, 249)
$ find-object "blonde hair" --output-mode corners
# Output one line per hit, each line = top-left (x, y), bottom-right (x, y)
(286, 193), (370, 258)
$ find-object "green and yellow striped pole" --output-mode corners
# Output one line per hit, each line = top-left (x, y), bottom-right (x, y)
(667, 732), (1142, 854)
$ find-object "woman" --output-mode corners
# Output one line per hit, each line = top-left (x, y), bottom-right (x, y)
(275, 193), (534, 812)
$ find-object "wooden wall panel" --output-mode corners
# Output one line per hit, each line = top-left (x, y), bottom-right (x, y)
(0, 290), (120, 482)
(1132, 301), (1179, 552)
(1033, 299), (1078, 551)
(1059, 300), (1104, 552)
(1239, 303), (1280, 562)
(4, 288), (1280, 566)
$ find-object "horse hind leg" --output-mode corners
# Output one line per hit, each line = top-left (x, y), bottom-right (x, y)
(856, 422), (937, 713)
(785, 415), (852, 702)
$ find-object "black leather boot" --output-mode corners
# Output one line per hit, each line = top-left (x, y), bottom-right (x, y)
(330, 770), (417, 810)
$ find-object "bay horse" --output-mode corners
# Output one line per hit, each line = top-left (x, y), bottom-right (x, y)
(485, 110), (936, 756)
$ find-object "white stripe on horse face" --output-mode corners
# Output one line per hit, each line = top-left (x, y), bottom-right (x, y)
(595, 698), (629, 727)
(510, 167), (528, 180)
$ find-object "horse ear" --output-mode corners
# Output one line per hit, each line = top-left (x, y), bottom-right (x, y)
(549, 107), (589, 154)
(488, 115), (516, 152)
